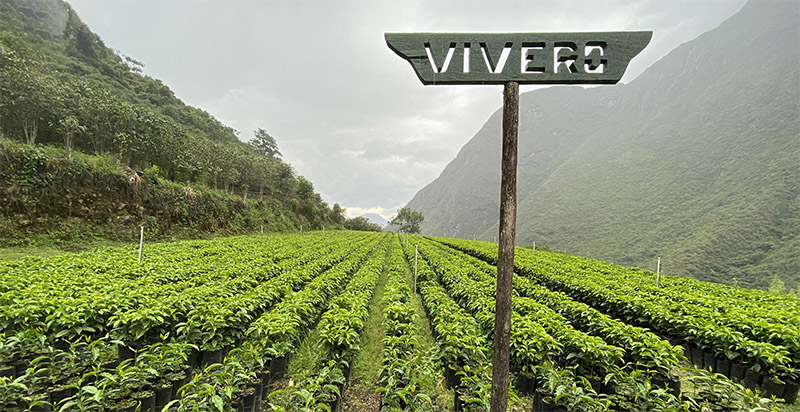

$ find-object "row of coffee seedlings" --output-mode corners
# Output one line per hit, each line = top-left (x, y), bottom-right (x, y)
(415, 237), (695, 411)
(173, 236), (386, 412)
(431, 236), (799, 406)
(412, 239), (612, 411)
(424, 239), (685, 393)
(0, 232), (350, 338)
(514, 249), (797, 401)
(533, 246), (800, 345)
(405, 246), (490, 412)
(511, 275), (684, 386)
(113, 234), (379, 410)
(172, 235), (380, 364)
(0, 233), (385, 412)
(0, 231), (376, 361)
(0, 336), (194, 412)
(114, 233), (377, 371)
(407, 238), (620, 411)
(376, 238), (433, 411)
(417, 240), (625, 376)
(268, 238), (390, 411)
(112, 232), (374, 349)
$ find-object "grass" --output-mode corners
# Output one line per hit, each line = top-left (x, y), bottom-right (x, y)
(0, 237), (134, 261)
(286, 329), (324, 377)
(340, 249), (390, 412)
(403, 257), (454, 412)
(779, 402), (800, 412)
(343, 240), (458, 411)
(0, 245), (68, 260)
(347, 260), (389, 388)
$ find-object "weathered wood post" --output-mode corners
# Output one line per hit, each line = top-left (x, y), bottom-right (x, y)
(492, 80), (519, 408)
(385, 32), (650, 411)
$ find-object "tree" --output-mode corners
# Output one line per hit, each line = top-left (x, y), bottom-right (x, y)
(390, 207), (424, 234)
(295, 176), (314, 200)
(330, 203), (346, 225)
(1, 63), (55, 145)
(58, 115), (84, 158)
(249, 128), (281, 158)
(344, 216), (382, 232)
(768, 274), (786, 295)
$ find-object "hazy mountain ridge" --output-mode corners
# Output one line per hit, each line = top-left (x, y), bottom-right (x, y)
(406, 0), (799, 289)
(360, 213), (388, 227)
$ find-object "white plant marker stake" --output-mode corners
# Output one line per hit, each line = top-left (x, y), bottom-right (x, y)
(657, 256), (662, 288)
(414, 244), (418, 293)
(138, 226), (144, 263)
(261, 225), (264, 235)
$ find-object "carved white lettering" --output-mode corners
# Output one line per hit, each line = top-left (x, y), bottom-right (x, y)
(481, 42), (513, 74)
(423, 40), (611, 75)
(584, 42), (607, 73)
(554, 42), (579, 74)
(521, 42), (547, 73)
(464, 43), (471, 73)
(425, 42), (456, 73)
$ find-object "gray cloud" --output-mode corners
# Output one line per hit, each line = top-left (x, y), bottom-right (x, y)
(70, 0), (747, 218)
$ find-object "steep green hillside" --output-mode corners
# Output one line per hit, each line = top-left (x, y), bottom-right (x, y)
(406, 1), (799, 290)
(0, 0), (345, 245)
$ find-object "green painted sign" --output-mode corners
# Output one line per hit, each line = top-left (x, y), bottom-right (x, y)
(385, 32), (652, 85)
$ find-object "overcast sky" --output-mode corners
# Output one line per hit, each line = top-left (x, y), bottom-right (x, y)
(68, 0), (747, 219)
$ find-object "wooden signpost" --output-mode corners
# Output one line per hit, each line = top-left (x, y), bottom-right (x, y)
(386, 31), (650, 411)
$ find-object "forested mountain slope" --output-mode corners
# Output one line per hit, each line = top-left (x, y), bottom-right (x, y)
(406, 0), (800, 289)
(0, 0), (345, 245)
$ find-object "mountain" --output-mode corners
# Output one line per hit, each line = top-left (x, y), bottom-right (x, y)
(361, 213), (389, 228)
(0, 0), (346, 246)
(406, 0), (800, 290)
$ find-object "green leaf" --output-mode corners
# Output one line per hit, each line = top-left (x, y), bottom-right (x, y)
(211, 394), (224, 411)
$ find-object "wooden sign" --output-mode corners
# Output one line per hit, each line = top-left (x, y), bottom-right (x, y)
(386, 30), (650, 412)
(385, 32), (651, 85)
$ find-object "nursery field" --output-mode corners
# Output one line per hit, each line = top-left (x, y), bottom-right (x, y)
(0, 231), (797, 412)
